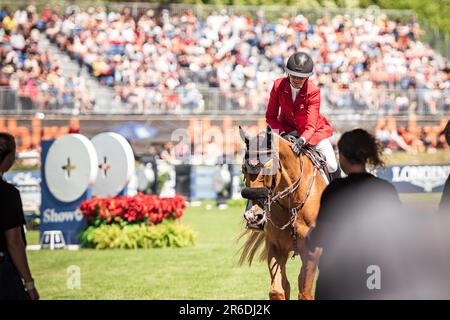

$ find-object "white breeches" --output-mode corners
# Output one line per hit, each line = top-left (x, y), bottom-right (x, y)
(288, 131), (339, 173)
(315, 138), (338, 173)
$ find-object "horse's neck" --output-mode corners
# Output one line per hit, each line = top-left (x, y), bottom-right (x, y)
(277, 138), (315, 188)
(277, 141), (302, 183)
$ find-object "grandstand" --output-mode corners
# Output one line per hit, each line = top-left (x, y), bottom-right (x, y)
(1, 2), (448, 117)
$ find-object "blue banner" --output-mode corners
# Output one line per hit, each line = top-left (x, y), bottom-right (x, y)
(39, 140), (88, 245)
(190, 166), (218, 200)
(377, 164), (450, 193)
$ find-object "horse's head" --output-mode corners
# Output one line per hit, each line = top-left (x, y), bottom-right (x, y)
(240, 125), (279, 183)
(239, 126), (281, 227)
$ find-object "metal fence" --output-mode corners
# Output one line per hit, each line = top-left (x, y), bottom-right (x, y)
(1, 86), (448, 116)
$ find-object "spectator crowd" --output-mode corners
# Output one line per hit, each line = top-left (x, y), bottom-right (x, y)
(1, 4), (449, 114)
(375, 117), (449, 153)
(0, 5), (95, 114)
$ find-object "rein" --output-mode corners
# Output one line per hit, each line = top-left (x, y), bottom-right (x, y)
(265, 153), (317, 231)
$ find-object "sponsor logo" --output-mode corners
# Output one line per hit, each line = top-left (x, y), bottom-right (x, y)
(391, 165), (450, 192)
(42, 208), (84, 223)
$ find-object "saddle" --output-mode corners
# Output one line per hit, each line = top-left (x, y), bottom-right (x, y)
(285, 132), (331, 182)
(301, 145), (331, 182)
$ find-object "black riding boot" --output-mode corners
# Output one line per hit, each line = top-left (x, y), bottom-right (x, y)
(329, 166), (342, 182)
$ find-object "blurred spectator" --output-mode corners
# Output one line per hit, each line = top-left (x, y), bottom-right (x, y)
(160, 142), (176, 163)
(203, 137), (221, 165)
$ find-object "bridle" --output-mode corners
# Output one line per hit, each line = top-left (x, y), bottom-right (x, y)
(242, 143), (318, 231)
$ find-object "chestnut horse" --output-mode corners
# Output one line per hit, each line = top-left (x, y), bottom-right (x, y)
(239, 126), (327, 300)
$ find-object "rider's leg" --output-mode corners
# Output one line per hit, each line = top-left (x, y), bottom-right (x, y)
(315, 138), (340, 180)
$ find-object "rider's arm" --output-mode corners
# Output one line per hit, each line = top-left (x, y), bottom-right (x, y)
(266, 83), (285, 134)
(296, 87), (321, 144)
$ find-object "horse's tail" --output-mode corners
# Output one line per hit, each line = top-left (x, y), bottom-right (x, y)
(238, 229), (267, 266)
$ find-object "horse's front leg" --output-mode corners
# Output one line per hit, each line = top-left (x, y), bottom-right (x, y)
(298, 239), (321, 300)
(267, 241), (290, 300)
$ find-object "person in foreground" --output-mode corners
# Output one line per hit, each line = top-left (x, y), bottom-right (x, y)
(439, 120), (450, 213)
(307, 128), (402, 299)
(0, 133), (39, 300)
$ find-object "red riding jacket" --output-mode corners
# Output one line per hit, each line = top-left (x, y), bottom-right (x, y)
(266, 78), (333, 146)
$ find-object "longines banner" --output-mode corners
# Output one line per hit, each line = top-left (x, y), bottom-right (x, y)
(377, 164), (450, 193)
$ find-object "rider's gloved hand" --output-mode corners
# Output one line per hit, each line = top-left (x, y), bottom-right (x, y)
(281, 132), (297, 143)
(291, 137), (306, 155)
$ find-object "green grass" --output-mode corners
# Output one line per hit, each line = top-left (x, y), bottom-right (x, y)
(26, 194), (441, 300)
(26, 204), (302, 300)
(26, 229), (40, 245)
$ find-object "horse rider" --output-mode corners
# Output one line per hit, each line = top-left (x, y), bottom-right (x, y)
(244, 52), (340, 231)
(266, 51), (340, 179)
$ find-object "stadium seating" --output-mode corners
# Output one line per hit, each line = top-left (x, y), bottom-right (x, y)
(1, 5), (449, 114)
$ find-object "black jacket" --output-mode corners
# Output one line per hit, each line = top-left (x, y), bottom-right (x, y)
(439, 174), (450, 213)
(308, 172), (402, 300)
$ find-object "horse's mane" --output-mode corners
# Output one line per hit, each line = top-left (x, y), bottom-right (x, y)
(238, 229), (267, 266)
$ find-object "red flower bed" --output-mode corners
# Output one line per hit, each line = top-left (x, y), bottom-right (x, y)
(79, 193), (187, 226)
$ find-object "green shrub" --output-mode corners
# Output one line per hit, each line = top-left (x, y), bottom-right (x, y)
(79, 220), (196, 250)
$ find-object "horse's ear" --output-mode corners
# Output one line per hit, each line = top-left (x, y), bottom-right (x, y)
(239, 125), (249, 144)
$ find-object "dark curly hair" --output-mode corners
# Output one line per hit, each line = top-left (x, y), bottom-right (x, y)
(338, 128), (384, 168)
(0, 132), (15, 164)
(444, 120), (450, 146)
